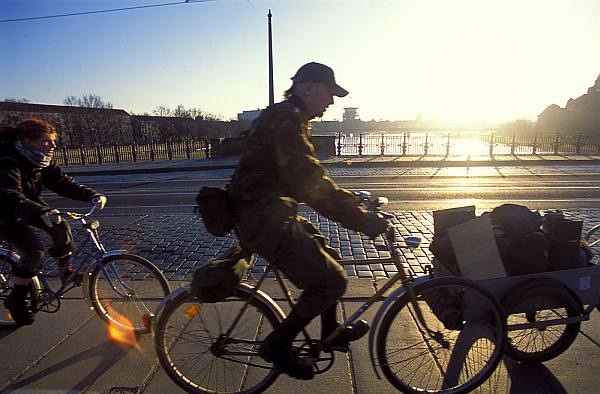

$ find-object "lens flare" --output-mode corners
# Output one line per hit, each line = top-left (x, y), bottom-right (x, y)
(105, 303), (142, 352)
(184, 303), (202, 318)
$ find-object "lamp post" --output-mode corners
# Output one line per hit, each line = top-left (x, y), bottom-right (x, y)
(268, 9), (274, 106)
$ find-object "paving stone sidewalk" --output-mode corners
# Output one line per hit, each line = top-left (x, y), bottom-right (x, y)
(30, 208), (600, 281)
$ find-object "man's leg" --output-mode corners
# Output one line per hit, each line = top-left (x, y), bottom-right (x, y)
(295, 217), (349, 343)
(1, 222), (44, 325)
(32, 220), (77, 283)
(258, 220), (347, 379)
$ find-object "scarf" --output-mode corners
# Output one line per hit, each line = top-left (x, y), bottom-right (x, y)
(15, 140), (52, 168)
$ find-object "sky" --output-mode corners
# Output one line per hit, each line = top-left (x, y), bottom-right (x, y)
(1, 0), (599, 124)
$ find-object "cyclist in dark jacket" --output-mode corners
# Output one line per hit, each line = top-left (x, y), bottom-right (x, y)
(0, 119), (107, 325)
(229, 62), (388, 380)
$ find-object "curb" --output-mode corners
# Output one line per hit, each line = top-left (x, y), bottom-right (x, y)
(64, 157), (600, 176)
(66, 164), (236, 176)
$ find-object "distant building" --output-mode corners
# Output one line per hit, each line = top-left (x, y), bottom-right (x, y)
(237, 109), (263, 122)
(536, 73), (600, 134)
(0, 102), (132, 146)
(131, 115), (197, 143)
(343, 107), (359, 122)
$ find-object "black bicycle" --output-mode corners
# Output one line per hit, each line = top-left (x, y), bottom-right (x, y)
(153, 192), (506, 393)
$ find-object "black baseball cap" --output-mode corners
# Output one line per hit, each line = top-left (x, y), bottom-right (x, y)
(291, 62), (349, 97)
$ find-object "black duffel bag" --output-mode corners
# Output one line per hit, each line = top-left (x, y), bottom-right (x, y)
(191, 244), (251, 303)
(489, 203), (543, 236)
(194, 186), (234, 236)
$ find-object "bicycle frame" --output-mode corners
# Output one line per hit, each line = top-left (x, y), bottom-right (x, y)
(26, 205), (138, 311)
(208, 223), (444, 375)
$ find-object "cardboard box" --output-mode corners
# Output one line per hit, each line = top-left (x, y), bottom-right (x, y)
(447, 215), (507, 280)
(433, 205), (476, 236)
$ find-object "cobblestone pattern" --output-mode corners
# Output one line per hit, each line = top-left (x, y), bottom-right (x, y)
(4, 208), (599, 281)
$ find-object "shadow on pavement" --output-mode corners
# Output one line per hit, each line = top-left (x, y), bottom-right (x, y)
(0, 325), (20, 340)
(4, 340), (130, 392)
(503, 357), (567, 394)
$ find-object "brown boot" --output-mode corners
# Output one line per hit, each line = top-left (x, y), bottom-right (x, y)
(258, 313), (314, 380)
(57, 254), (82, 286)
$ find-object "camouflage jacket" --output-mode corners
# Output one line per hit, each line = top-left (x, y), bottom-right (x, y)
(229, 94), (374, 234)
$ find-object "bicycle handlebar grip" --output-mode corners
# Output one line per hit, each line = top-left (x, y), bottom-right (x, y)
(91, 195), (107, 210)
(385, 226), (397, 244)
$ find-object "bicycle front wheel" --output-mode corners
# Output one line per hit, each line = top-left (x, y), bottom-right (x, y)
(155, 285), (282, 394)
(89, 253), (170, 333)
(376, 277), (506, 394)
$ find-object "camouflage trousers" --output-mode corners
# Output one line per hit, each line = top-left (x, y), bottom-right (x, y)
(234, 201), (346, 321)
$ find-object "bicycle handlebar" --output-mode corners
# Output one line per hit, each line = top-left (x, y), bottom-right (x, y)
(355, 190), (421, 249)
(61, 201), (100, 221)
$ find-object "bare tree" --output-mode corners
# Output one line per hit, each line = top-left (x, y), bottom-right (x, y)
(62, 94), (115, 145)
(187, 107), (203, 119)
(152, 105), (172, 117)
(3, 97), (30, 103)
(63, 94), (113, 109)
(173, 104), (191, 118)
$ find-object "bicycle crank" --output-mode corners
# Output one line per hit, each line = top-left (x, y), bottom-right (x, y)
(295, 340), (335, 375)
(36, 289), (61, 313)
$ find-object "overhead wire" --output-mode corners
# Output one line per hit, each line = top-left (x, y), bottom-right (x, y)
(0, 0), (219, 23)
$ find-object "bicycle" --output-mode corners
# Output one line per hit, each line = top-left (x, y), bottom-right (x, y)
(0, 200), (170, 333)
(153, 192), (507, 393)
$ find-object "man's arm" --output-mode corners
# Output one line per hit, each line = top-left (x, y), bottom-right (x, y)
(0, 158), (49, 223)
(41, 164), (101, 203)
(272, 115), (386, 237)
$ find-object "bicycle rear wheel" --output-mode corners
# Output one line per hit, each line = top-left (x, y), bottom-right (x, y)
(584, 224), (600, 264)
(89, 253), (170, 333)
(154, 284), (282, 394)
(0, 251), (41, 326)
(503, 279), (582, 363)
(376, 276), (506, 393)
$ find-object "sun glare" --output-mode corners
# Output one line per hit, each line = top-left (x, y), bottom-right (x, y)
(331, 0), (591, 124)
(106, 303), (142, 352)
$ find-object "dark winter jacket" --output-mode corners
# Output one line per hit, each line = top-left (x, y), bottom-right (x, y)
(0, 144), (100, 226)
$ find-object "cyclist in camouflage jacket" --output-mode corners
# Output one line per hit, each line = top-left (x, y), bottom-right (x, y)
(229, 62), (388, 380)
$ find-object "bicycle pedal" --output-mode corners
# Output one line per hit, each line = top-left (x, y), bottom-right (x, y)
(326, 344), (350, 353)
(142, 313), (154, 329)
(346, 319), (370, 341)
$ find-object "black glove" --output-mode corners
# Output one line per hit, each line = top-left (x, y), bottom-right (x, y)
(362, 211), (389, 238)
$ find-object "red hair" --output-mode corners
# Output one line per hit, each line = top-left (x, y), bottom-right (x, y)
(0, 119), (57, 144)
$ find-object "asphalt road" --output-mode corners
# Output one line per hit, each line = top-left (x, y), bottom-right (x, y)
(45, 165), (600, 213)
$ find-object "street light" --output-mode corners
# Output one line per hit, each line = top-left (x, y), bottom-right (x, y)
(268, 9), (274, 106)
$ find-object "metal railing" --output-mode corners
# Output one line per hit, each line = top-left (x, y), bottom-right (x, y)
(335, 132), (600, 157)
(52, 132), (600, 166)
(54, 139), (210, 166)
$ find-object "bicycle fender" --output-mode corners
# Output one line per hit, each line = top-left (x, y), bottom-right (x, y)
(81, 270), (94, 310)
(80, 251), (127, 310)
(102, 250), (128, 258)
(238, 282), (287, 322)
(153, 282), (287, 334)
(367, 275), (431, 379)
(154, 286), (188, 322)
(0, 247), (20, 263)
